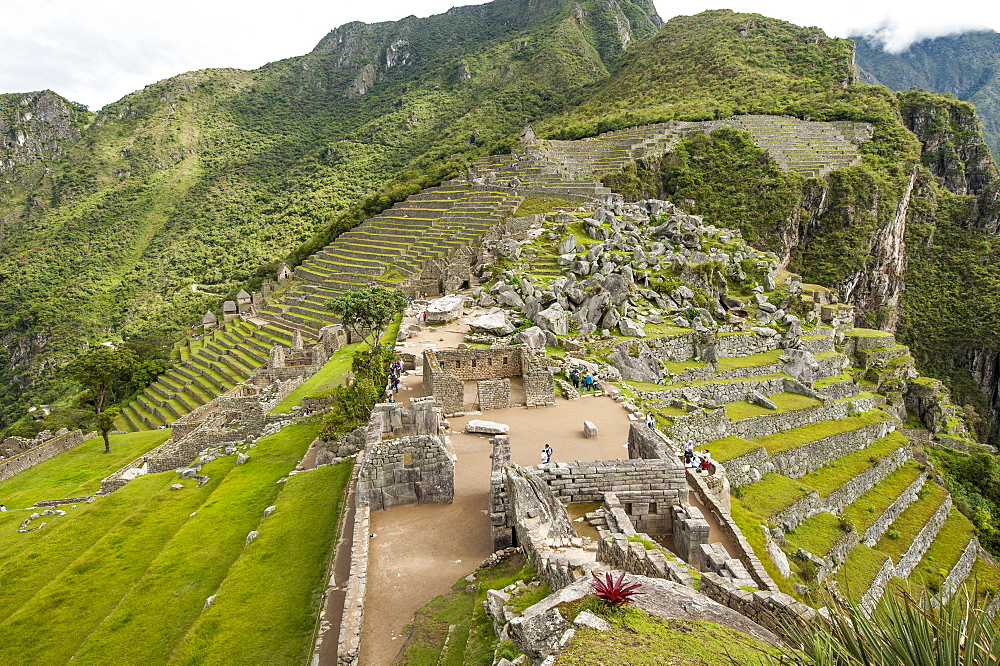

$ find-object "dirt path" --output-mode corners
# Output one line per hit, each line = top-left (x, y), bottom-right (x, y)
(362, 396), (633, 665)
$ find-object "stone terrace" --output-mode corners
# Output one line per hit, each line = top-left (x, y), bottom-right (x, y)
(118, 114), (872, 432)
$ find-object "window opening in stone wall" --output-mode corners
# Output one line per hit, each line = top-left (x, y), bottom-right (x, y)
(455, 360), (461, 368)
(472, 359), (477, 368)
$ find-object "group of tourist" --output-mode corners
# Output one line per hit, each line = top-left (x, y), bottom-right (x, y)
(385, 359), (403, 402)
(567, 368), (600, 392)
(683, 441), (712, 473)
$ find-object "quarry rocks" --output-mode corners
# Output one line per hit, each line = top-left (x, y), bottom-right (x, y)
(470, 310), (515, 336)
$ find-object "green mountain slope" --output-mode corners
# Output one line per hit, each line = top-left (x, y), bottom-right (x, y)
(0, 0), (661, 432)
(854, 30), (1000, 159)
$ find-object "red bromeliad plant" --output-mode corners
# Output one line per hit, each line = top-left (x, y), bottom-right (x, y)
(591, 571), (643, 606)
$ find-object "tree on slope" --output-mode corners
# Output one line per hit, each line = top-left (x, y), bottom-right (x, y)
(66, 346), (138, 452)
(326, 286), (407, 351)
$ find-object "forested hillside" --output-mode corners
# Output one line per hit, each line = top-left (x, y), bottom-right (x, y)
(854, 30), (1000, 160)
(0, 0), (661, 432)
(7, 3), (1000, 446)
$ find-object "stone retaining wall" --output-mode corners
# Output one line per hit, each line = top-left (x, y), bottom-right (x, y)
(490, 435), (513, 550)
(698, 572), (817, 640)
(724, 417), (896, 488)
(825, 443), (911, 514)
(334, 503), (369, 666)
(896, 495), (952, 578)
(0, 430), (97, 482)
(537, 458), (686, 504)
(597, 531), (698, 588)
(940, 537), (979, 603)
(715, 332), (780, 358)
(862, 472), (926, 546)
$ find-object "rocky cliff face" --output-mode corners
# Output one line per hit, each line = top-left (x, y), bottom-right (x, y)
(0, 90), (85, 171)
(899, 91), (997, 196)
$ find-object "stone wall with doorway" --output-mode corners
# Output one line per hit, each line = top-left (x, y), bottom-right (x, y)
(356, 434), (454, 511)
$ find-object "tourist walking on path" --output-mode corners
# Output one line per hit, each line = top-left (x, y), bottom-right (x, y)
(683, 442), (694, 466)
(540, 446), (551, 464)
(583, 373), (594, 391)
(645, 412), (655, 429)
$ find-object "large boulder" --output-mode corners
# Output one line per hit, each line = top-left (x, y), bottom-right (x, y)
(533, 304), (569, 336)
(426, 294), (465, 324)
(470, 311), (516, 336)
(619, 318), (646, 337)
(514, 326), (547, 348)
(465, 420), (509, 434)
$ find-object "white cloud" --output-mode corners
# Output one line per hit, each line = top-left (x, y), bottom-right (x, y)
(0, 0), (997, 109)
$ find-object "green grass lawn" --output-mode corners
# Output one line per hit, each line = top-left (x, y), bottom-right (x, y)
(0, 429), (172, 509)
(269, 316), (401, 415)
(840, 461), (923, 535)
(738, 473), (814, 518)
(170, 459), (352, 665)
(752, 410), (892, 456)
(717, 348), (784, 372)
(727, 497), (798, 598)
(726, 392), (822, 421)
(0, 419), (345, 665)
(836, 544), (890, 602)
(873, 481), (949, 562)
(785, 512), (847, 558)
(909, 509), (976, 593)
(796, 432), (908, 498)
(68, 421), (321, 665)
(556, 607), (779, 665)
(394, 554), (540, 665)
(705, 436), (762, 463)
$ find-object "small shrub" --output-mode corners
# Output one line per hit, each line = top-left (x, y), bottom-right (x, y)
(885, 528), (900, 540)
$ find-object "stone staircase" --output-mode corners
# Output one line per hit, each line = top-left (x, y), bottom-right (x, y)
(116, 320), (297, 431)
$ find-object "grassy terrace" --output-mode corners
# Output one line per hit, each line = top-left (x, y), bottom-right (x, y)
(738, 473), (813, 518)
(836, 544), (890, 602)
(874, 481), (949, 562)
(0, 420), (347, 664)
(840, 461), (924, 535)
(706, 436), (762, 463)
(716, 348), (783, 372)
(785, 511), (845, 558)
(725, 391), (822, 420)
(753, 409), (892, 455)
(796, 432), (909, 498)
(268, 315), (401, 415)
(0, 430), (171, 509)
(844, 328), (894, 339)
(908, 510), (976, 592)
(727, 497), (798, 597)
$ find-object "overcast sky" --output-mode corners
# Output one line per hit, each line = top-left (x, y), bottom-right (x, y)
(1, 1), (996, 110)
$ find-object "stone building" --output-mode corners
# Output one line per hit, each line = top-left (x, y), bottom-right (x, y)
(421, 347), (555, 414)
(201, 311), (218, 330)
(222, 300), (238, 322)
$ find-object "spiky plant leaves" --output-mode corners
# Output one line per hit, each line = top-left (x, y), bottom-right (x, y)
(591, 571), (643, 606)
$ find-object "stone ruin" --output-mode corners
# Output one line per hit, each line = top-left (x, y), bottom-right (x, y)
(356, 397), (455, 511)
(422, 347), (555, 415)
(264, 325), (347, 383)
